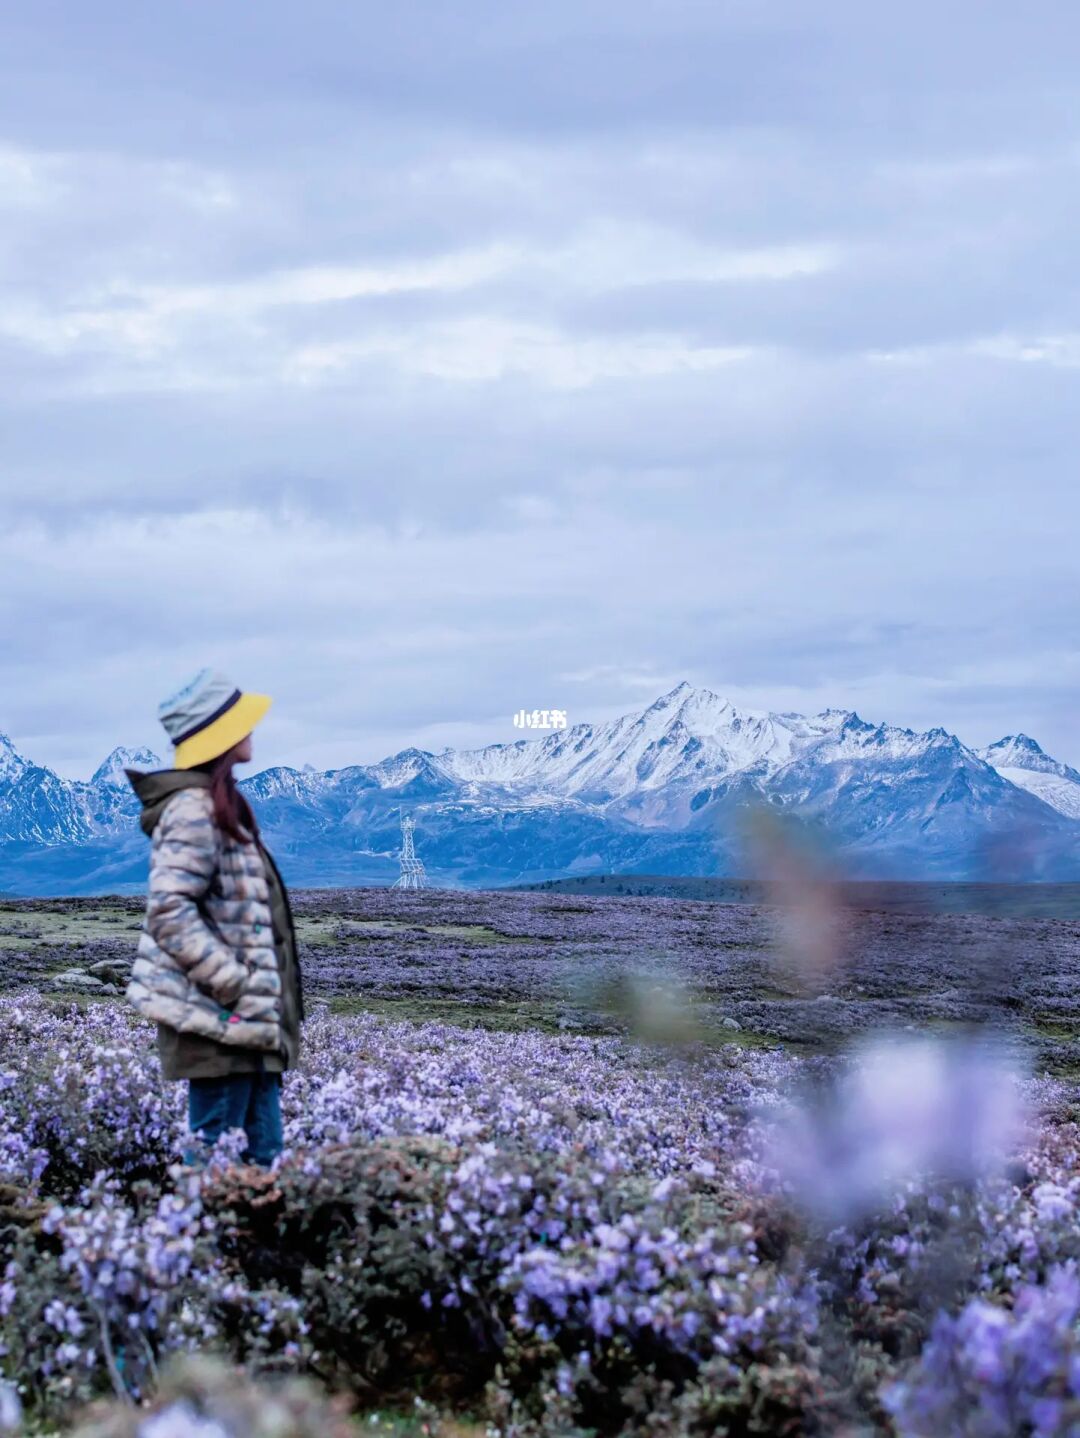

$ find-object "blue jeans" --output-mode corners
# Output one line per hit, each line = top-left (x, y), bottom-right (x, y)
(185, 1072), (284, 1168)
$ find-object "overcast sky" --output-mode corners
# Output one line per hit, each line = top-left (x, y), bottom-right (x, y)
(2, 1), (1079, 778)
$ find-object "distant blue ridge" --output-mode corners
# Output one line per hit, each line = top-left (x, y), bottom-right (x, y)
(3, 685), (1080, 895)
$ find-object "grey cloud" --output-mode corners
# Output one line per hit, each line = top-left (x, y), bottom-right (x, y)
(1, 0), (1078, 777)
(5, 3), (1079, 153)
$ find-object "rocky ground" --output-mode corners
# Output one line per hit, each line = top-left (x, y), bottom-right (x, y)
(2, 884), (1077, 1074)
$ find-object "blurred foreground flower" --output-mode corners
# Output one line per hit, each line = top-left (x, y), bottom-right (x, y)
(586, 967), (705, 1048)
(69, 1352), (357, 1438)
(0, 1381), (21, 1433)
(767, 1031), (1031, 1224)
(884, 1263), (1080, 1437)
(741, 806), (851, 997)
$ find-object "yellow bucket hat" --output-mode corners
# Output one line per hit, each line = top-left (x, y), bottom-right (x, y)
(157, 668), (272, 769)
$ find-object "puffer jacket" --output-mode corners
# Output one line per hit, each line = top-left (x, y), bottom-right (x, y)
(125, 769), (286, 1063)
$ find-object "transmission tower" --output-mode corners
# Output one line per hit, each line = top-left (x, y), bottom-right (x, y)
(392, 812), (428, 889)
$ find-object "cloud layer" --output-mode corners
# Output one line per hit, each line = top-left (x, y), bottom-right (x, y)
(1, 1), (1078, 777)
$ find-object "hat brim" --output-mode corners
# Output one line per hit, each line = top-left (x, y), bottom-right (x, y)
(173, 692), (272, 769)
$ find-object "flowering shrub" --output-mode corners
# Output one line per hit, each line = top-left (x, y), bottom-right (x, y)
(0, 999), (181, 1199)
(201, 1130), (818, 1431)
(884, 1264), (1080, 1436)
(1, 989), (1080, 1434)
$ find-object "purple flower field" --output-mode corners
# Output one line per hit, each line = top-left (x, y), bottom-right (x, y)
(2, 887), (1080, 1433)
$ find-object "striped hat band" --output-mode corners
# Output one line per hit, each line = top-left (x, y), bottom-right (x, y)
(157, 668), (272, 769)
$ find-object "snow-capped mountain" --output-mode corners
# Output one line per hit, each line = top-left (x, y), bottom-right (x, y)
(0, 733), (28, 785)
(441, 683), (828, 800)
(2, 687), (1079, 895)
(977, 734), (1080, 820)
(0, 734), (159, 849)
(91, 746), (163, 787)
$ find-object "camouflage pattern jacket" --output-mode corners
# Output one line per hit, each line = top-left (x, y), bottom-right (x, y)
(124, 769), (293, 1073)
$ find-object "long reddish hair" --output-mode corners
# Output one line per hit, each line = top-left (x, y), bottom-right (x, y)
(193, 746), (259, 845)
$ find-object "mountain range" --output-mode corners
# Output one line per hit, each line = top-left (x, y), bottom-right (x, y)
(2, 683), (1079, 895)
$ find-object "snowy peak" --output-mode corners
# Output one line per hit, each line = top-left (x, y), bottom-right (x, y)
(441, 683), (788, 796)
(243, 764), (320, 803)
(368, 747), (456, 793)
(0, 733), (29, 784)
(980, 734), (1051, 769)
(977, 734), (1080, 819)
(441, 685), (997, 802)
(91, 746), (163, 786)
(978, 734), (1080, 782)
(649, 680), (694, 705)
(644, 680), (726, 718)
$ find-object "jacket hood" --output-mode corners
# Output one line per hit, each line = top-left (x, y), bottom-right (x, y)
(125, 767), (211, 837)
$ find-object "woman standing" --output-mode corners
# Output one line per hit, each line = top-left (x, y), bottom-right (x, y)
(124, 669), (304, 1168)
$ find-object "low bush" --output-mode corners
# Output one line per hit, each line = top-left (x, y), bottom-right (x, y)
(2, 994), (1079, 1435)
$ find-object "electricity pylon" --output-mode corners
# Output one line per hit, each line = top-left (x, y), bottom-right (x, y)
(392, 812), (427, 889)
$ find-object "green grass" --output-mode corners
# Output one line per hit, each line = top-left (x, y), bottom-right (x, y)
(294, 917), (531, 947)
(0, 910), (142, 944)
(1026, 1017), (1078, 1039)
(415, 923), (532, 945)
(0, 909), (527, 951)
